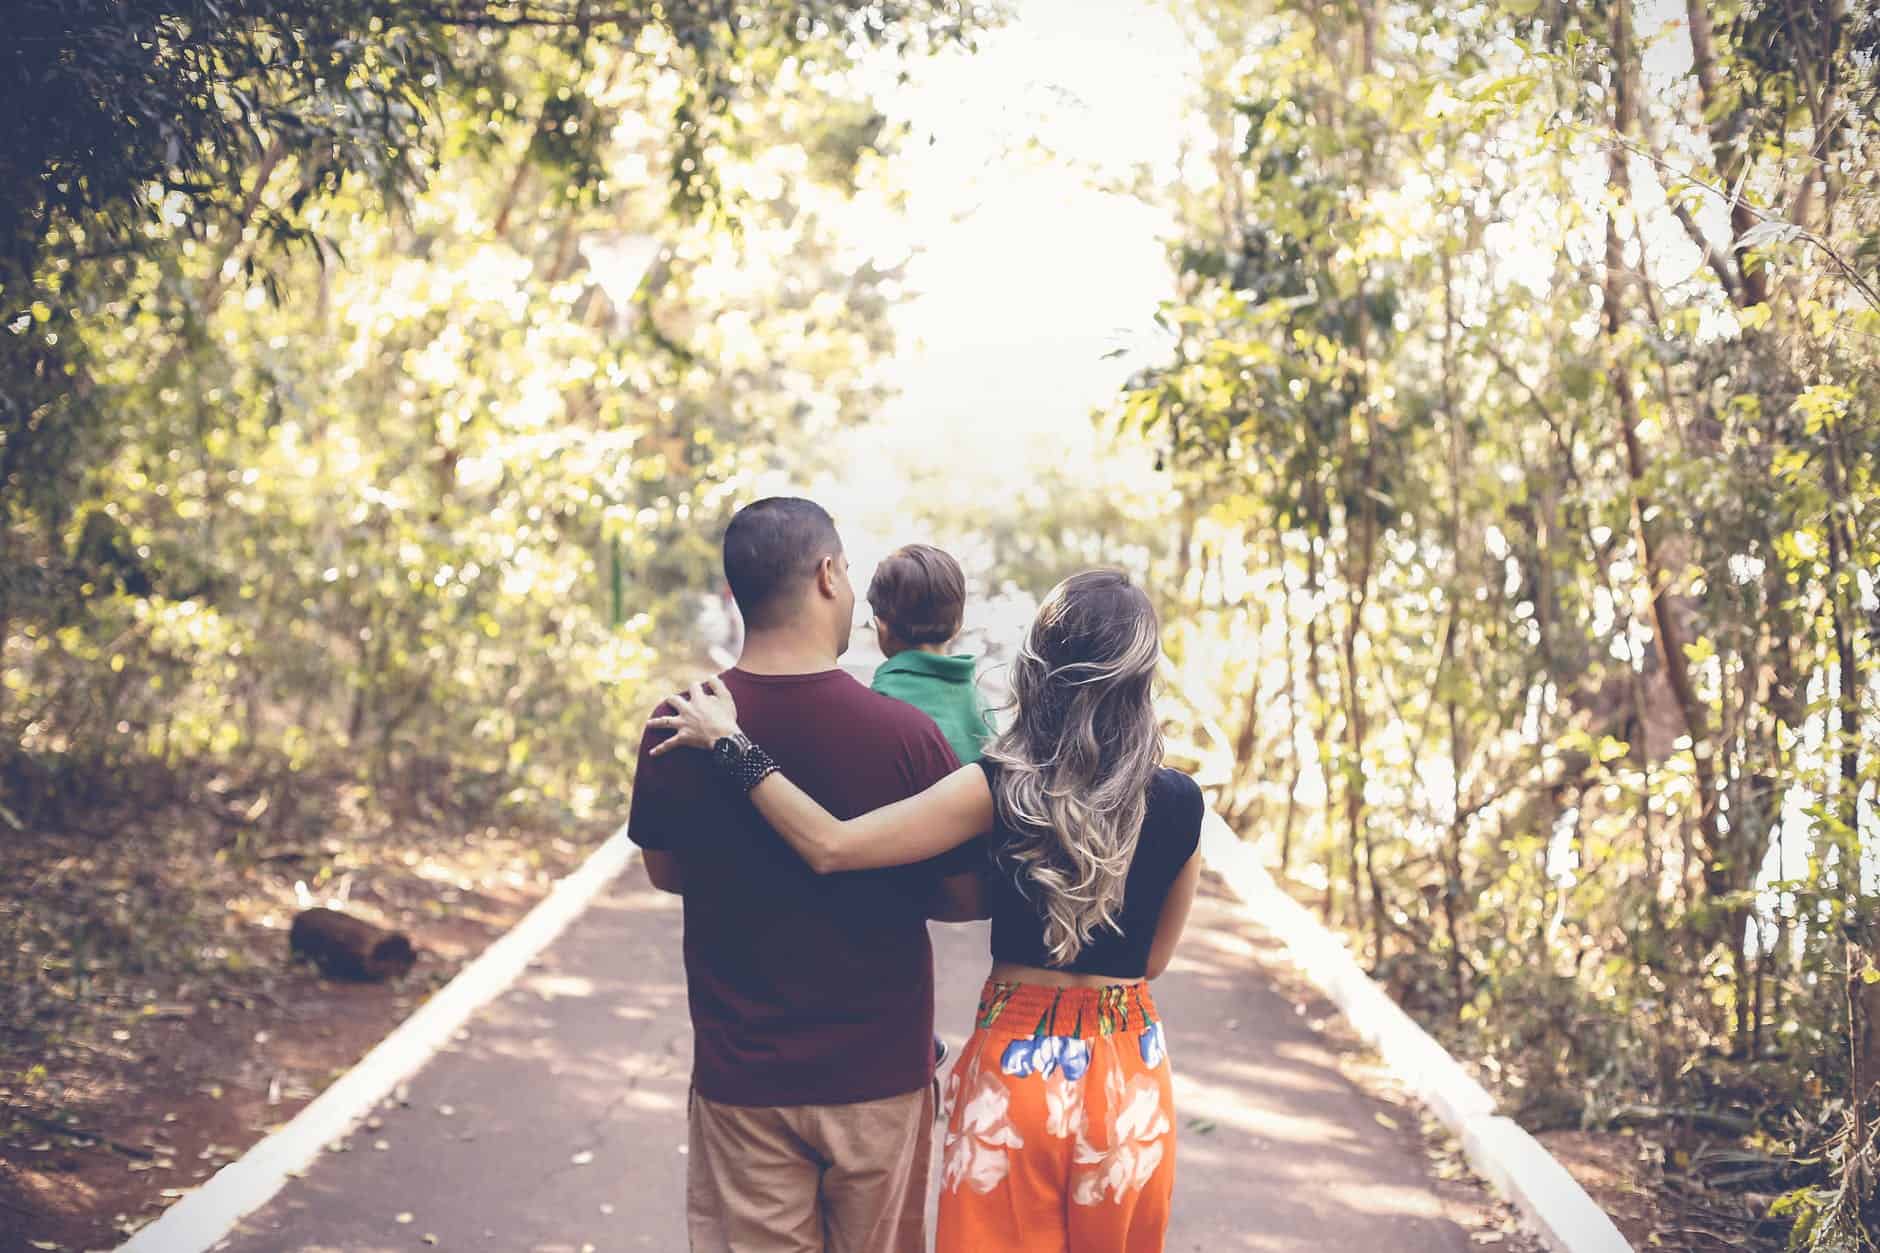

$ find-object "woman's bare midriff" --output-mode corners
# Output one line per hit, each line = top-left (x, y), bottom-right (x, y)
(987, 959), (1146, 988)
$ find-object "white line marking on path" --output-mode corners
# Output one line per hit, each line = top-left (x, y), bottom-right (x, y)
(1199, 811), (1631, 1253)
(119, 826), (640, 1253)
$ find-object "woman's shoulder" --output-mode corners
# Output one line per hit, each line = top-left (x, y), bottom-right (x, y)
(1146, 767), (1205, 841)
(1149, 765), (1202, 805)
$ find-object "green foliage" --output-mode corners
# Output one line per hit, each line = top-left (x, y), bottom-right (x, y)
(1125, 1), (1880, 1246)
(1, 1), (993, 822)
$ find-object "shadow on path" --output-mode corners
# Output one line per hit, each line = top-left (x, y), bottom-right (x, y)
(229, 865), (1475, 1252)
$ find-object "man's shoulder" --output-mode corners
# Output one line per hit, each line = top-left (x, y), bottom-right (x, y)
(846, 674), (949, 736)
(731, 667), (939, 738)
(833, 674), (959, 773)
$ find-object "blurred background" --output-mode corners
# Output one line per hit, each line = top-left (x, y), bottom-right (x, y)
(4, 1), (1879, 1248)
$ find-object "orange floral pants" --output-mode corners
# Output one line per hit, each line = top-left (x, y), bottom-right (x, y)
(936, 980), (1176, 1253)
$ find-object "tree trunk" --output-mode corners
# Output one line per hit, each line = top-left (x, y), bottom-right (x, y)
(1439, 232), (1469, 1011)
(1174, 489), (1200, 604)
(1357, 0), (1378, 77)
(1277, 561), (1302, 873)
(1305, 518), (1336, 924)
(1752, 885), (1767, 1056)
(1772, 813), (1788, 1034)
(158, 136), (289, 374)
(1850, 943), (1880, 1131)
(1342, 436), (1385, 963)
(1341, 615), (1368, 949)
(1823, 429), (1866, 1190)
(1605, 0), (1725, 920)
(1227, 602), (1267, 817)
(1825, 430), (1861, 850)
(290, 909), (417, 981)
(1731, 906), (1753, 1054)
(1445, 698), (1469, 1013)
(1683, 0), (1770, 307)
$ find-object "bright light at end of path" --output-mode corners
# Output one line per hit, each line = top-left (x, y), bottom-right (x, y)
(792, 0), (1195, 541)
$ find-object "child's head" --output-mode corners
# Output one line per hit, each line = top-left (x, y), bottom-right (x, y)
(867, 544), (966, 654)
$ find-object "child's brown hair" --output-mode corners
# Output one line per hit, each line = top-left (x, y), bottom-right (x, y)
(867, 544), (966, 647)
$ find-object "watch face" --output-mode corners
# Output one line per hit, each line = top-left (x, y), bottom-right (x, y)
(714, 736), (737, 761)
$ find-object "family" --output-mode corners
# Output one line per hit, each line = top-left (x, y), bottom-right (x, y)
(629, 496), (1204, 1253)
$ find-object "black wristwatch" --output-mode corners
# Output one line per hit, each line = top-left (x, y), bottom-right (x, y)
(712, 731), (754, 768)
(712, 732), (778, 793)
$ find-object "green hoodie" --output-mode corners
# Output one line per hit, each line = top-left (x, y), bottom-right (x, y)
(871, 650), (992, 764)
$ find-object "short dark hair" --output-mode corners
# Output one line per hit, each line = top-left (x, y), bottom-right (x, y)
(722, 497), (842, 629)
(867, 544), (966, 646)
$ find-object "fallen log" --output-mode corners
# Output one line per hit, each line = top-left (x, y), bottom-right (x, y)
(1605, 1103), (1755, 1136)
(4, 1108), (156, 1159)
(289, 908), (416, 981)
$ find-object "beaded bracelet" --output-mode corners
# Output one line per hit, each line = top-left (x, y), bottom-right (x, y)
(714, 736), (780, 794)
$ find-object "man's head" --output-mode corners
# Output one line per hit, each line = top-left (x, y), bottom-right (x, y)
(867, 543), (966, 656)
(722, 497), (855, 655)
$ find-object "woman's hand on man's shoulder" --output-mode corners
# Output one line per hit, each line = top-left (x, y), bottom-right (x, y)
(646, 677), (744, 756)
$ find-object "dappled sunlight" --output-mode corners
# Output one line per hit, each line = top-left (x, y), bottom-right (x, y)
(1183, 1051), (1355, 1100)
(1176, 1073), (1363, 1145)
(1320, 1177), (1455, 1220)
(1173, 925), (1265, 965)
(230, 865), (694, 1250)
(608, 1005), (658, 1023)
(517, 972), (598, 1001)
(610, 890), (683, 914)
(7, 0), (1874, 1247)
(617, 1087), (685, 1115)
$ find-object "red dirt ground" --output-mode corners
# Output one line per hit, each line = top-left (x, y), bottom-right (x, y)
(1, 789), (606, 1252)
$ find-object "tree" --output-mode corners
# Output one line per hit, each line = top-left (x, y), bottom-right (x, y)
(1121, 0), (1880, 1244)
(1, 1), (992, 821)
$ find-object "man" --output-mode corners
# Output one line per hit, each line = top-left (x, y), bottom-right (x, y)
(629, 497), (985, 1253)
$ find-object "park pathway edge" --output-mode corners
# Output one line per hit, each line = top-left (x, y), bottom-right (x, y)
(1199, 811), (1633, 1253)
(117, 826), (639, 1253)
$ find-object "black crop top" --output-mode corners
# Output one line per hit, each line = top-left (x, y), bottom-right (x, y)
(974, 759), (1205, 978)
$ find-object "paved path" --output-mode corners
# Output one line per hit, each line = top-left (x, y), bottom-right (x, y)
(223, 858), (1481, 1252)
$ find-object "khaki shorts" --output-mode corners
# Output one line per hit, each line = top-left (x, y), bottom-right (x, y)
(686, 1085), (933, 1253)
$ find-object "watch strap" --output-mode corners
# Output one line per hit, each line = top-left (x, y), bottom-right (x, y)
(714, 735), (779, 794)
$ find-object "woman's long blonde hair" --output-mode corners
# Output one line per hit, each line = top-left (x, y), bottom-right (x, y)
(984, 570), (1164, 964)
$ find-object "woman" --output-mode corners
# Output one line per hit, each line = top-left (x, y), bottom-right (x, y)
(650, 569), (1204, 1253)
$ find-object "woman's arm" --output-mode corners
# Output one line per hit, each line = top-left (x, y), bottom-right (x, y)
(1143, 851), (1201, 979)
(647, 680), (995, 873)
(750, 763), (992, 873)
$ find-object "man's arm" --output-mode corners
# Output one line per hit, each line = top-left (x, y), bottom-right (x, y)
(924, 864), (990, 922)
(628, 706), (693, 895)
(642, 849), (684, 896)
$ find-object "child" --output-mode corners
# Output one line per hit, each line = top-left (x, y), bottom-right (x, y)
(867, 542), (990, 1096)
(866, 544), (990, 764)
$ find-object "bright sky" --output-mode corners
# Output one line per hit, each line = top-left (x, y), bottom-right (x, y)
(797, 0), (1722, 583)
(797, 0), (1195, 582)
(741, 1), (1855, 898)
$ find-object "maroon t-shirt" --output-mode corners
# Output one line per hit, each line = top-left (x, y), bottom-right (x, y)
(628, 667), (967, 1107)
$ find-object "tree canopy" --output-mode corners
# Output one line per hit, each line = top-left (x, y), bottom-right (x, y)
(1103, 2), (1880, 1245)
(1, 0), (990, 821)
(4, 0), (1880, 1246)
